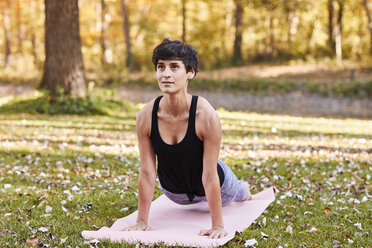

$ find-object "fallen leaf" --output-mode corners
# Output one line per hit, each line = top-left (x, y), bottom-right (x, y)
(260, 231), (268, 238)
(38, 227), (49, 233)
(333, 240), (342, 247)
(59, 236), (68, 245)
(307, 227), (320, 233)
(26, 236), (38, 247)
(287, 182), (292, 190)
(262, 217), (266, 227)
(285, 226), (293, 235)
(244, 238), (258, 247)
(45, 206), (52, 213)
(354, 223), (362, 230)
(324, 207), (331, 214)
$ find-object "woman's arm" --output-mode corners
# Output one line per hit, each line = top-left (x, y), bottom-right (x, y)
(124, 105), (156, 231)
(197, 99), (227, 239)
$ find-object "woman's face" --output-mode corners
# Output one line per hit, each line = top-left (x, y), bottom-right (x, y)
(156, 59), (194, 94)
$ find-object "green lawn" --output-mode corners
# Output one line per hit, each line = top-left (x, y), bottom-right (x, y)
(0, 108), (371, 247)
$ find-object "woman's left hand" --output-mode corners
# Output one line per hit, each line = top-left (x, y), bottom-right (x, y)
(199, 227), (227, 239)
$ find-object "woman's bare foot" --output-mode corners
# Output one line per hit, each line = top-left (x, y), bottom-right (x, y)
(244, 182), (253, 200)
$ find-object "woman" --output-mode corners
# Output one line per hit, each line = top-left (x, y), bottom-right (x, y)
(125, 38), (251, 239)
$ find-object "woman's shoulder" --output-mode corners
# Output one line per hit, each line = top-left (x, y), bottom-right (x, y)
(136, 97), (159, 133)
(195, 96), (219, 120)
(137, 96), (160, 118)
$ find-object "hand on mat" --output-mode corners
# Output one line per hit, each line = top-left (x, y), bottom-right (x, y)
(199, 227), (227, 239)
(123, 221), (151, 231)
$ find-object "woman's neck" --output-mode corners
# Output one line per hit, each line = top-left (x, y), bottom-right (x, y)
(161, 92), (192, 118)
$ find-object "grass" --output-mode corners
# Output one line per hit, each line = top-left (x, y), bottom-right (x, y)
(0, 95), (371, 247)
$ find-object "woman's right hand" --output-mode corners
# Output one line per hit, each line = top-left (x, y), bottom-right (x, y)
(122, 221), (151, 231)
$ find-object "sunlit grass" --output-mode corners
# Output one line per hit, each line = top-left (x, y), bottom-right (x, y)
(0, 103), (371, 247)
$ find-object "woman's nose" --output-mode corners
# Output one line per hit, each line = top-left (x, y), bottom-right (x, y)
(162, 67), (171, 77)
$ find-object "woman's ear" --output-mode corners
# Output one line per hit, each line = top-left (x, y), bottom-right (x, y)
(188, 70), (195, 80)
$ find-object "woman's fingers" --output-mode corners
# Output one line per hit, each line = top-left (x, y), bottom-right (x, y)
(199, 228), (227, 239)
(122, 222), (150, 231)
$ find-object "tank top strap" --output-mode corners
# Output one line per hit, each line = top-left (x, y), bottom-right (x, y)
(151, 95), (163, 138)
(188, 95), (198, 134)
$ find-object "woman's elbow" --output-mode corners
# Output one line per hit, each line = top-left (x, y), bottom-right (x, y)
(202, 172), (218, 187)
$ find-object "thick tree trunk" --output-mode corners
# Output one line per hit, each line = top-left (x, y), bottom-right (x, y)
(121, 0), (133, 70)
(182, 0), (186, 42)
(98, 0), (112, 65)
(328, 0), (336, 54)
(232, 0), (243, 63)
(335, 1), (344, 62)
(41, 0), (87, 97)
(363, 0), (372, 56)
(2, 0), (11, 67)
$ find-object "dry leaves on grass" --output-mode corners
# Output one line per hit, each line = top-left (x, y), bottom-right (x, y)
(26, 235), (38, 246)
(324, 207), (332, 214)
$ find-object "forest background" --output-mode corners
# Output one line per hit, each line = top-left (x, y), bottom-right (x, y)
(1, 0), (372, 85)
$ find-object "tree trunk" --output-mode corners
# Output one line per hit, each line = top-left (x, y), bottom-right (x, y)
(29, 0), (39, 67)
(98, 0), (112, 65)
(31, 33), (38, 67)
(270, 17), (277, 58)
(335, 0), (344, 62)
(328, 0), (335, 54)
(182, 0), (186, 42)
(363, 0), (372, 56)
(2, 0), (11, 67)
(288, 12), (299, 45)
(307, 20), (317, 55)
(16, 0), (23, 53)
(41, 0), (87, 98)
(121, 0), (133, 70)
(264, 16), (271, 59)
(232, 0), (243, 64)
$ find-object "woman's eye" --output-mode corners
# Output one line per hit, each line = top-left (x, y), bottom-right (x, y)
(157, 65), (164, 69)
(171, 65), (179, 69)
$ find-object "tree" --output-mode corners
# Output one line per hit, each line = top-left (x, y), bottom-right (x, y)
(363, 0), (372, 56)
(232, 0), (243, 64)
(335, 0), (344, 62)
(97, 0), (112, 65)
(16, 0), (22, 53)
(121, 0), (133, 70)
(2, 0), (11, 67)
(40, 0), (87, 97)
(328, 0), (335, 54)
(182, 0), (186, 42)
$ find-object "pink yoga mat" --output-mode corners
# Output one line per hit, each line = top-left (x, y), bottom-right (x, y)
(82, 187), (276, 247)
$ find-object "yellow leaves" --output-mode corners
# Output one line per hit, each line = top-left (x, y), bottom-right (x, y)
(26, 236), (38, 247)
(324, 207), (332, 214)
(59, 236), (68, 245)
(287, 182), (292, 190)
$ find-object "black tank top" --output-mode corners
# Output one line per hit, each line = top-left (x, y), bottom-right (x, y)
(150, 95), (225, 202)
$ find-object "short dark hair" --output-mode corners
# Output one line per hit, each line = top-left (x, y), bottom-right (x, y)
(152, 38), (198, 75)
